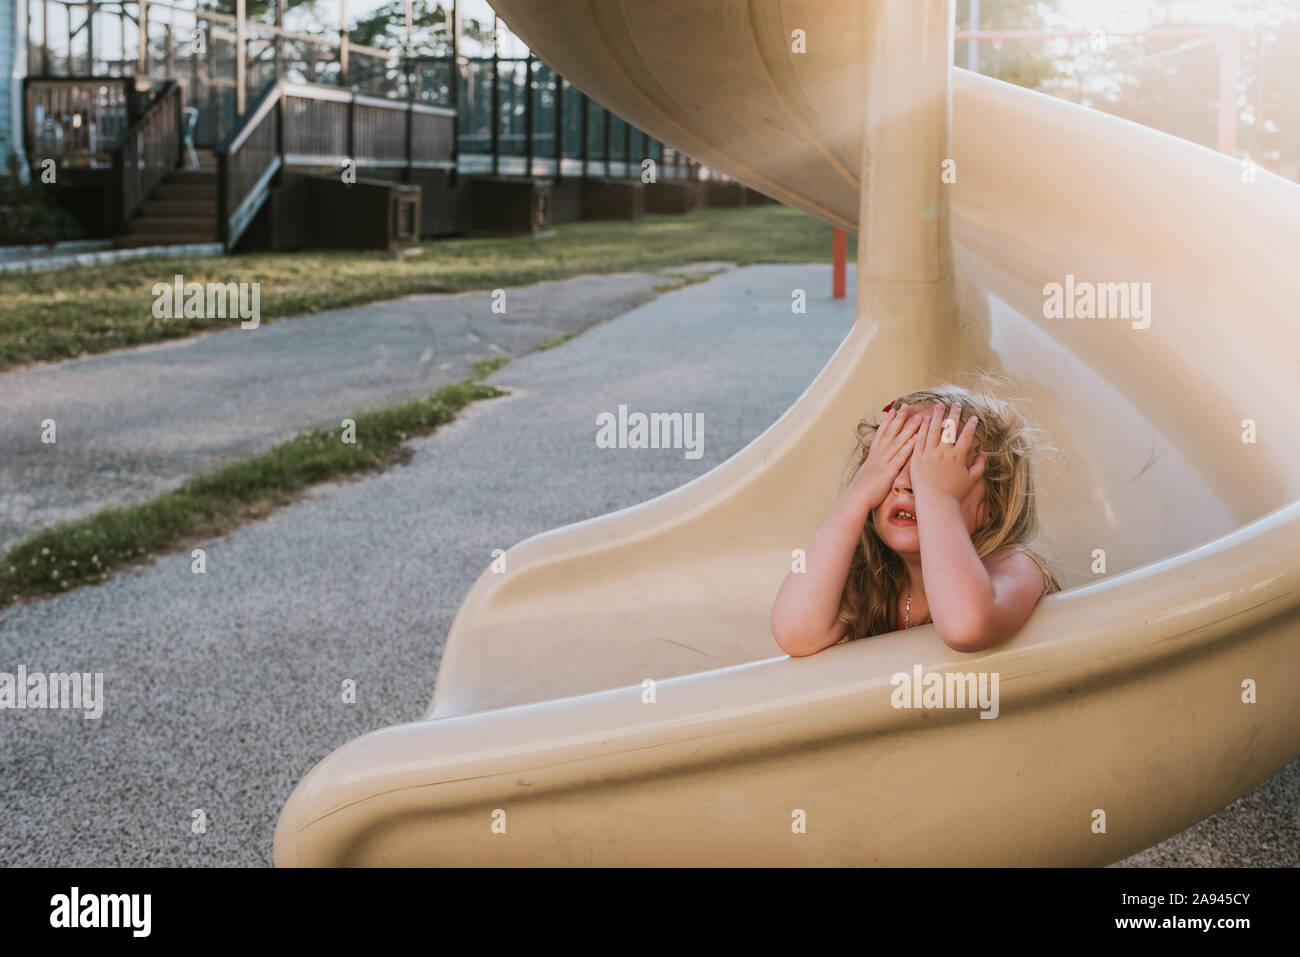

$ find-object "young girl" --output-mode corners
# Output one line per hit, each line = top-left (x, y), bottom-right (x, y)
(770, 384), (1060, 656)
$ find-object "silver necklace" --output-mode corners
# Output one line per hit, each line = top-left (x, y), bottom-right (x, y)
(905, 591), (911, 628)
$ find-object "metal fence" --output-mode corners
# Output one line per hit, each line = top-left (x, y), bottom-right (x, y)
(22, 0), (703, 183)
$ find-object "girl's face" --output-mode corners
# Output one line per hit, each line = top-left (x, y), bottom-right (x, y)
(871, 440), (988, 556)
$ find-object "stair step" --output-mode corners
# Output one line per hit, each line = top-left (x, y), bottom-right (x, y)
(127, 216), (216, 237)
(141, 198), (215, 218)
(164, 168), (217, 185)
(152, 183), (217, 201)
(189, 150), (219, 170)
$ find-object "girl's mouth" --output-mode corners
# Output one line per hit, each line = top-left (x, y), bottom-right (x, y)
(888, 506), (917, 526)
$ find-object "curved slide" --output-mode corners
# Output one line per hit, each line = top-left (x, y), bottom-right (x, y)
(274, 1), (1300, 865)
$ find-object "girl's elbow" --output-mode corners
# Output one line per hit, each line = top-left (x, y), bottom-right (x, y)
(771, 621), (812, 657)
(777, 640), (811, 657)
(770, 613), (821, 657)
(936, 614), (1000, 654)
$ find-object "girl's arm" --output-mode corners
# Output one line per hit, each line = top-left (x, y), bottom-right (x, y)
(770, 404), (924, 657)
(909, 402), (1046, 652)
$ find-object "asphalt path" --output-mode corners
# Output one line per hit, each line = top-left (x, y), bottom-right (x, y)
(0, 270), (679, 551)
(0, 263), (1293, 866)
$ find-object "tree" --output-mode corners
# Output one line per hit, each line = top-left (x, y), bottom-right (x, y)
(210, 0), (320, 24)
(954, 0), (1071, 89)
(348, 1), (494, 56)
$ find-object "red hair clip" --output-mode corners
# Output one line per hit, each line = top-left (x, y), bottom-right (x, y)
(882, 399), (898, 412)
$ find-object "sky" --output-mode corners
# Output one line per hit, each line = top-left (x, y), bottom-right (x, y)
(55, 0), (1299, 67)
(289, 1), (1299, 49)
(1037, 0), (1294, 30)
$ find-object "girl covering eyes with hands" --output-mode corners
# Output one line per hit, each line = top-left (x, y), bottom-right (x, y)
(770, 383), (1060, 656)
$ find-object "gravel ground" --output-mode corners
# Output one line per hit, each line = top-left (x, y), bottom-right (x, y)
(0, 262), (1294, 866)
(0, 270), (676, 551)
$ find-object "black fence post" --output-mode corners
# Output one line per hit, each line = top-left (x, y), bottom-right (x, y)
(524, 54), (534, 177)
(554, 75), (564, 182)
(450, 0), (461, 188)
(405, 98), (414, 184)
(602, 107), (610, 178)
(42, 0), (52, 76)
(490, 18), (499, 176)
(579, 92), (588, 179)
(346, 94), (356, 172)
(125, 77), (138, 128)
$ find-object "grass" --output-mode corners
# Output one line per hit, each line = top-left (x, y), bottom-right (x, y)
(0, 205), (854, 372)
(538, 331), (580, 351)
(471, 354), (512, 378)
(0, 204), (853, 605)
(651, 269), (727, 295)
(0, 368), (509, 606)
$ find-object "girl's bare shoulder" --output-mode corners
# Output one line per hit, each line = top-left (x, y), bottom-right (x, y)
(983, 546), (1035, 568)
(984, 547), (1052, 593)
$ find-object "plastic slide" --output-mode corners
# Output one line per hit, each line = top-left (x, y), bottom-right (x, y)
(274, 0), (1300, 865)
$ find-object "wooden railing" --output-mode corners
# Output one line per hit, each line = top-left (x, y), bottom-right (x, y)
(280, 86), (349, 163)
(23, 77), (135, 167)
(216, 81), (456, 250)
(277, 85), (455, 170)
(111, 81), (183, 231)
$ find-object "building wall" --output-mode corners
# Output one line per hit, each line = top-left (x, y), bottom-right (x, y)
(1, 0), (25, 172)
(0, 0), (13, 157)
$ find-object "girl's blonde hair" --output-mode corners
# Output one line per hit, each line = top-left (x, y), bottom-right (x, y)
(836, 377), (1061, 641)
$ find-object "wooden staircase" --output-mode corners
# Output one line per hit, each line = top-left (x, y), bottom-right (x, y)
(114, 149), (219, 248)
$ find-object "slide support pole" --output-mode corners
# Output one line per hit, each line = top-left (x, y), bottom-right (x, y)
(856, 0), (958, 380)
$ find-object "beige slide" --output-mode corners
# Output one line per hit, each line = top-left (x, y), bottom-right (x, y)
(274, 1), (1300, 865)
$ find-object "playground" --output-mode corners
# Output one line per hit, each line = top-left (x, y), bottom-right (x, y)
(0, 0), (1298, 872)
(3, 262), (1293, 866)
(0, 261), (853, 865)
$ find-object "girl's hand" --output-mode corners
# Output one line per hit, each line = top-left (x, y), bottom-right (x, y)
(910, 401), (986, 503)
(849, 403), (925, 509)
(771, 402), (922, 657)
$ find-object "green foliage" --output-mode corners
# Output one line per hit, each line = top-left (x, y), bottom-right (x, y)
(211, 0), (319, 23)
(471, 354), (512, 378)
(538, 331), (580, 351)
(0, 375), (506, 603)
(207, 0), (490, 55)
(954, 0), (1069, 89)
(0, 205), (848, 371)
(350, 0), (452, 55)
(0, 143), (84, 247)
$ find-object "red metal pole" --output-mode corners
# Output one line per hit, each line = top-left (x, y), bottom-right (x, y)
(832, 227), (846, 299)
